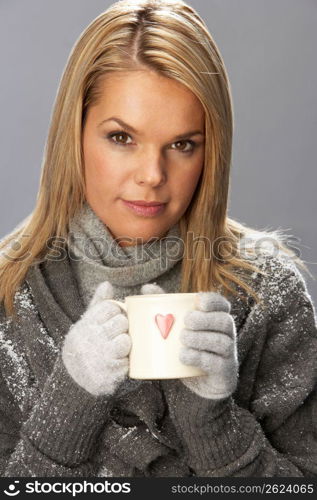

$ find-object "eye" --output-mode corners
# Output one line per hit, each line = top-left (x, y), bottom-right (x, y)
(171, 140), (196, 154)
(107, 131), (133, 146)
(106, 131), (197, 154)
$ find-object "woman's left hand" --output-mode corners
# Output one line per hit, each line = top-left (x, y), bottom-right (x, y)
(179, 291), (238, 400)
(141, 284), (238, 401)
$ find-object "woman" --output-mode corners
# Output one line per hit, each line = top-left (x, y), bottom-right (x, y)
(0, 0), (316, 477)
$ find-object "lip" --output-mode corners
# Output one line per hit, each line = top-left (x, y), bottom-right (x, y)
(123, 200), (167, 206)
(121, 199), (167, 217)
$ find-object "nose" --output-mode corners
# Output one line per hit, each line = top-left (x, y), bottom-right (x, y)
(134, 153), (167, 187)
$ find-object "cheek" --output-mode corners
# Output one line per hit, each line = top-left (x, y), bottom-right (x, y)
(84, 148), (124, 197)
(171, 161), (203, 202)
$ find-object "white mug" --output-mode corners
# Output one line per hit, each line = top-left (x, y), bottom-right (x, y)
(109, 293), (206, 379)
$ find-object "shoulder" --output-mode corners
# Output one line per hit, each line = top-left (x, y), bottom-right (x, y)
(0, 281), (37, 325)
(239, 227), (307, 283)
(238, 228), (314, 319)
(0, 284), (35, 411)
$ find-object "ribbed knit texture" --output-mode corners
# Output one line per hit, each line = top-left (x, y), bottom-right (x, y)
(22, 353), (111, 466)
(0, 205), (317, 476)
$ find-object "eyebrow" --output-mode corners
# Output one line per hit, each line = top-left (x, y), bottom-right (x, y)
(98, 116), (205, 140)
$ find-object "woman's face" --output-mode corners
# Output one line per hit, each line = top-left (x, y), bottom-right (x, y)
(83, 70), (205, 245)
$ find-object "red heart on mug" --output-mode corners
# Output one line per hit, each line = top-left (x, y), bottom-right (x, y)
(155, 313), (175, 339)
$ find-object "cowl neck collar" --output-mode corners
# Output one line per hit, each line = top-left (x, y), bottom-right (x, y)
(67, 201), (184, 288)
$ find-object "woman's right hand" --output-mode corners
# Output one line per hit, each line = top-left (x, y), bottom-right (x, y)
(61, 281), (131, 396)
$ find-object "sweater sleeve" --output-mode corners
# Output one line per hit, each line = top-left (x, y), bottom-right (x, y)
(161, 261), (317, 477)
(0, 348), (112, 477)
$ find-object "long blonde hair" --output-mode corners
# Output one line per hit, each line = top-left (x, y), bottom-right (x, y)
(0, 0), (311, 318)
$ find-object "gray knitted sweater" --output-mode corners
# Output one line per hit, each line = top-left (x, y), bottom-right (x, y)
(0, 204), (317, 477)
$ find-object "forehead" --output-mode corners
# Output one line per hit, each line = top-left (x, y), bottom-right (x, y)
(89, 70), (205, 129)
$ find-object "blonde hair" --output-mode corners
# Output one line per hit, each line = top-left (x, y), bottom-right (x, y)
(0, 0), (311, 318)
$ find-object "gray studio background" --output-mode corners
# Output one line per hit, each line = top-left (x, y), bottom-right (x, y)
(0, 0), (316, 304)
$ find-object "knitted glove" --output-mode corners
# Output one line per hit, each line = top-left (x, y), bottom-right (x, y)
(180, 291), (238, 400)
(62, 281), (161, 397)
(141, 284), (238, 400)
(61, 281), (131, 396)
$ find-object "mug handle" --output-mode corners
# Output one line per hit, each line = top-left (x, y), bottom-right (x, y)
(107, 299), (127, 314)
